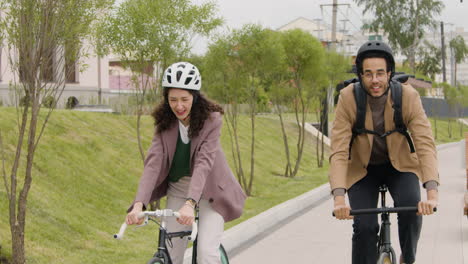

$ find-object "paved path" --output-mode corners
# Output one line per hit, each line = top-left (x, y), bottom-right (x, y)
(230, 141), (468, 264)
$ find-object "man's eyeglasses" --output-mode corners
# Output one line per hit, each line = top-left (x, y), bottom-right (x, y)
(362, 71), (388, 81)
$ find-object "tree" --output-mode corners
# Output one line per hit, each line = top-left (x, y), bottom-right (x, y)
(98, 0), (222, 162)
(319, 51), (352, 167)
(232, 25), (286, 190)
(0, 0), (112, 263)
(204, 33), (250, 192)
(449, 35), (468, 86)
(442, 82), (457, 138)
(416, 40), (441, 80)
(279, 29), (325, 176)
(355, 0), (444, 73)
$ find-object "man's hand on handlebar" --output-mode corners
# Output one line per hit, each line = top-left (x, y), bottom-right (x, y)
(418, 189), (438, 216)
(333, 196), (354, 220)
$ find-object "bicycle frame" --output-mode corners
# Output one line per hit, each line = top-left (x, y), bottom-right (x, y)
(338, 184), (431, 264)
(377, 186), (393, 256)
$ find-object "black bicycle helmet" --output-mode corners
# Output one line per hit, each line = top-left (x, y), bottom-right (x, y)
(355, 40), (395, 79)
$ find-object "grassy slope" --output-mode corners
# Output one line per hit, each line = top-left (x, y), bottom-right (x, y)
(0, 107), (329, 263)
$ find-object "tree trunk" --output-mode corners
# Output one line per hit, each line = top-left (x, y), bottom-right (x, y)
(225, 103), (247, 194)
(276, 103), (292, 177)
(448, 118), (452, 138)
(460, 108), (465, 137)
(248, 106), (255, 194)
(292, 80), (307, 177)
(11, 225), (25, 264)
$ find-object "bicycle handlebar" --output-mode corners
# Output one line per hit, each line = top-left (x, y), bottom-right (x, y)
(332, 206), (437, 216)
(114, 209), (198, 241)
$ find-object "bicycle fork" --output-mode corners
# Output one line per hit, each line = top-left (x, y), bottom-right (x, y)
(379, 186), (392, 253)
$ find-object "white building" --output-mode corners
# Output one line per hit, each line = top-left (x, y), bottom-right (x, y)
(0, 43), (112, 107)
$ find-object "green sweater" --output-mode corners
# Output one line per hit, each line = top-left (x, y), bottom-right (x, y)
(168, 133), (191, 182)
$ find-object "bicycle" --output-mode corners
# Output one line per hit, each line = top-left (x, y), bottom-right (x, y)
(333, 184), (437, 264)
(115, 207), (229, 264)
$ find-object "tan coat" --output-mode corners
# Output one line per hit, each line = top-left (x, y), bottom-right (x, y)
(130, 112), (246, 222)
(329, 83), (439, 191)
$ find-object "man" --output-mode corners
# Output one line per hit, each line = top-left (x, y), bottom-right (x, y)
(329, 40), (439, 264)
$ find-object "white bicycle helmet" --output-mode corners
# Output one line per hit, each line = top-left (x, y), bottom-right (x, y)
(162, 62), (201, 90)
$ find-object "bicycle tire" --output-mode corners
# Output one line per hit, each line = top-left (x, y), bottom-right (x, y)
(377, 249), (396, 264)
(147, 257), (165, 264)
(192, 244), (229, 264)
(147, 252), (170, 264)
(220, 244), (229, 264)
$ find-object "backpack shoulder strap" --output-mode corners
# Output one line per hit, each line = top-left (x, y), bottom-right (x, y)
(391, 81), (404, 128)
(389, 81), (416, 153)
(348, 82), (368, 159)
(353, 82), (367, 132)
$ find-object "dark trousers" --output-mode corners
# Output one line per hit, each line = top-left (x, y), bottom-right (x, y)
(348, 163), (422, 264)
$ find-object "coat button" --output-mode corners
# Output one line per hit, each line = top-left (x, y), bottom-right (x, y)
(209, 198), (214, 203)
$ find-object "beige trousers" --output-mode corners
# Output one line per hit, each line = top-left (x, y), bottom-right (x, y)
(166, 176), (224, 264)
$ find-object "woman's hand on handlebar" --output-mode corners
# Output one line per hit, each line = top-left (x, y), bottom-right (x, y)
(126, 202), (145, 225)
(177, 203), (195, 226)
(333, 196), (353, 220)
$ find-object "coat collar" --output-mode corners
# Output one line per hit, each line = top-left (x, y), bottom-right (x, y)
(364, 90), (394, 146)
(161, 119), (203, 164)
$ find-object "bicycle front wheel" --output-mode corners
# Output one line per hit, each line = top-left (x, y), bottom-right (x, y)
(377, 250), (396, 264)
(219, 244), (229, 264)
(147, 257), (164, 264)
(147, 254), (170, 264)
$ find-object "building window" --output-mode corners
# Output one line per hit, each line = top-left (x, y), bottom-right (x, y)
(65, 58), (77, 83)
(40, 47), (55, 82)
(65, 41), (79, 83)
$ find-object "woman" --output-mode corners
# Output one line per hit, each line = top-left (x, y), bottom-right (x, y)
(126, 62), (246, 264)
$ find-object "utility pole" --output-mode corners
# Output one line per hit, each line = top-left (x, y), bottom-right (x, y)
(331, 0), (338, 51)
(441, 21), (447, 83)
(320, 2), (350, 52)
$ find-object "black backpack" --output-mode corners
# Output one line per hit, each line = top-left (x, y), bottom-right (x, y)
(346, 78), (415, 160)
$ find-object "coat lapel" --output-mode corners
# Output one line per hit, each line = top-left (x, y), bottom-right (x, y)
(190, 128), (201, 160)
(164, 121), (179, 166)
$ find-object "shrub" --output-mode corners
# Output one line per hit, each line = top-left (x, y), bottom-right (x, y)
(66, 96), (79, 109)
(42, 96), (56, 108)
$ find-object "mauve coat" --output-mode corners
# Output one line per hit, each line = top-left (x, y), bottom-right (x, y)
(129, 112), (246, 222)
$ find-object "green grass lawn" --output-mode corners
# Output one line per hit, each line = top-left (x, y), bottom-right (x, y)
(0, 107), (465, 263)
(0, 107), (329, 263)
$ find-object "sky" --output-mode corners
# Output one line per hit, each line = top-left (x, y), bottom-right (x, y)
(190, 0), (468, 54)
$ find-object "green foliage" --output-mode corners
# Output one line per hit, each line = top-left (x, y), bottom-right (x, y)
(355, 0), (444, 71)
(19, 95), (29, 107)
(449, 35), (468, 64)
(97, 0), (222, 71)
(42, 96), (56, 109)
(280, 29), (325, 85)
(65, 96), (79, 109)
(416, 40), (441, 80)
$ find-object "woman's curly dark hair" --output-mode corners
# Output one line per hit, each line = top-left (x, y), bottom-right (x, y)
(152, 88), (224, 138)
